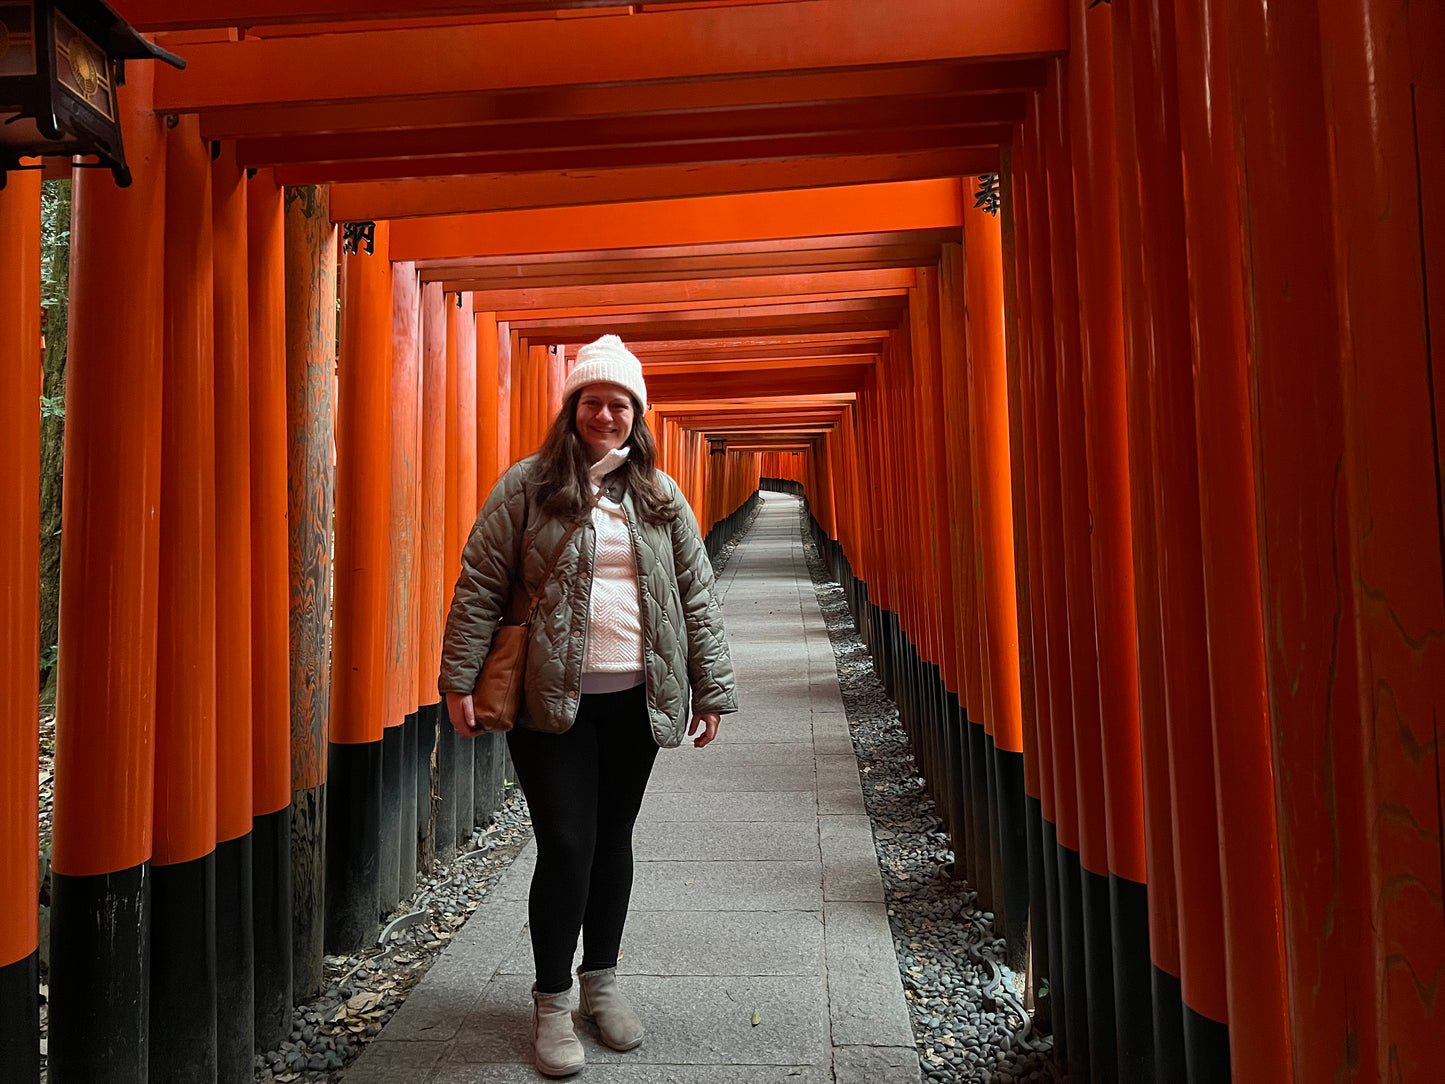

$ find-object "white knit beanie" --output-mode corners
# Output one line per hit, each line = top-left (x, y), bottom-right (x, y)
(564, 334), (647, 411)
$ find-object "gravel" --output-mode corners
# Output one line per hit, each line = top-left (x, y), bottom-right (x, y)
(254, 790), (534, 1083)
(798, 502), (1060, 1084)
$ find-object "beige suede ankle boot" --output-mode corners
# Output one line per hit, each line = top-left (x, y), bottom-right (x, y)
(531, 986), (585, 1078)
(578, 966), (644, 1052)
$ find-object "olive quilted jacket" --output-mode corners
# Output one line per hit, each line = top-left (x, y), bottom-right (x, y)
(437, 456), (738, 747)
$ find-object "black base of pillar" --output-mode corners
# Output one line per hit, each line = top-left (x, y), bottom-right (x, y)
(473, 729), (506, 828)
(1040, 818), (1067, 1066)
(380, 724), (405, 911)
(216, 834), (255, 1084)
(291, 783), (327, 999)
(455, 731), (475, 848)
(1184, 1000), (1232, 1082)
(0, 950), (40, 1084)
(252, 804), (293, 1052)
(1110, 873), (1155, 1083)
(1081, 864), (1119, 1082)
(1152, 964), (1188, 1084)
(436, 719), (458, 863)
(416, 705), (438, 877)
(1023, 794), (1051, 1030)
(1057, 839), (1090, 1081)
(48, 863), (150, 1083)
(325, 740), (383, 954)
(943, 693), (969, 882)
(994, 747), (1030, 972)
(149, 852), (219, 1084)
(968, 716), (994, 908)
(401, 711), (419, 895)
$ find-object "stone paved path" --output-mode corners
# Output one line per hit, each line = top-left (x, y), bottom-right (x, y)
(344, 492), (920, 1084)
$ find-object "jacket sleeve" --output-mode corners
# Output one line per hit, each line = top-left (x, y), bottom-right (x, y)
(667, 480), (739, 716)
(437, 463), (530, 696)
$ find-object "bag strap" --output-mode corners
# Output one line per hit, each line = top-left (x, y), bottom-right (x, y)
(517, 489), (606, 622)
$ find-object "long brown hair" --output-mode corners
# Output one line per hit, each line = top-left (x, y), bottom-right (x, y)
(532, 389), (678, 526)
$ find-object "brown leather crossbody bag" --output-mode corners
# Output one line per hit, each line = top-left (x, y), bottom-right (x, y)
(465, 492), (603, 734)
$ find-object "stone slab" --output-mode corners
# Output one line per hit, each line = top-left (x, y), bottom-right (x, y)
(819, 815), (886, 903)
(816, 754), (867, 815)
(428, 1066), (832, 1084)
(446, 972), (830, 1067)
(639, 790), (817, 823)
(824, 902), (917, 1049)
(629, 860), (822, 912)
(337, 1039), (443, 1084)
(645, 762), (817, 794)
(659, 742), (813, 766)
(832, 1045), (924, 1084)
(633, 818), (819, 862)
(497, 909), (825, 977)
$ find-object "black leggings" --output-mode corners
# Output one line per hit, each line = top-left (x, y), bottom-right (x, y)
(505, 684), (659, 994)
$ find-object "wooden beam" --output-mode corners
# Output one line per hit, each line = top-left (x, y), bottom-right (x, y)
(275, 127), (1008, 185)
(332, 150), (995, 220)
(467, 268), (915, 312)
(119, 0), (782, 31)
(151, 0), (1068, 112)
(497, 289), (908, 323)
(388, 180), (964, 260)
(197, 60), (1049, 141)
(239, 95), (1023, 168)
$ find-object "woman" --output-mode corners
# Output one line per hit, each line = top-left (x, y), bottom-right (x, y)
(439, 334), (738, 1078)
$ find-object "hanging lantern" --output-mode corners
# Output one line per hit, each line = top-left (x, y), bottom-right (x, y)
(708, 436), (727, 457)
(0, 0), (185, 189)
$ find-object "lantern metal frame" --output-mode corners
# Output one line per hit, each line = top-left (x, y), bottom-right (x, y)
(0, 0), (184, 189)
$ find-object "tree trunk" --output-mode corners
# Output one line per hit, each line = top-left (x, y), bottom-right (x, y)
(39, 179), (71, 703)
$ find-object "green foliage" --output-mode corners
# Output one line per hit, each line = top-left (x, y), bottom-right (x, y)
(40, 395), (65, 419)
(41, 179), (71, 319)
(40, 643), (58, 672)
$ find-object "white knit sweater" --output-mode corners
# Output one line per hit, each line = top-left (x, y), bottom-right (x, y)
(581, 449), (645, 692)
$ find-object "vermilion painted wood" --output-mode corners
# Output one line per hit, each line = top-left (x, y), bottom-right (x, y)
(387, 263), (421, 724)
(910, 272), (952, 680)
(442, 298), (464, 621)
(498, 290), (909, 324)
(1023, 96), (1079, 862)
(274, 130), (1005, 188)
(495, 320), (514, 470)
(1041, 66), (1110, 883)
(121, 0), (806, 31)
(198, 59), (1048, 142)
(417, 285), (448, 705)
(52, 65), (167, 877)
(963, 204), (1023, 758)
(937, 245), (975, 706)
(1318, 0), (1445, 1073)
(389, 181), (964, 261)
(470, 270), (915, 314)
(1172, 2), (1292, 1078)
(239, 96), (1022, 167)
(1001, 156), (1048, 816)
(454, 293), (479, 608)
(150, 0), (1067, 113)
(332, 151), (997, 221)
(0, 169), (40, 966)
(1108, 0), (1183, 992)
(154, 116), (219, 866)
(422, 229), (959, 280)
(476, 312), (502, 498)
(246, 169), (293, 818)
(212, 145), (255, 845)
(1123, 0), (1232, 1030)
(331, 222), (394, 746)
(1065, 0), (1144, 889)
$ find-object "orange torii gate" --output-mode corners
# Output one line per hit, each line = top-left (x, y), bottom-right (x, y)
(2, 2), (1442, 1084)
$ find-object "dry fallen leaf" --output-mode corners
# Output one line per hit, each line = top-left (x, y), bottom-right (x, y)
(750, 1009), (762, 1027)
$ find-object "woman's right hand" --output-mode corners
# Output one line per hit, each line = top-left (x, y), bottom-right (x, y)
(446, 692), (476, 734)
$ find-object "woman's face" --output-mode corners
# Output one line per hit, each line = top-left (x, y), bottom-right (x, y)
(575, 382), (635, 463)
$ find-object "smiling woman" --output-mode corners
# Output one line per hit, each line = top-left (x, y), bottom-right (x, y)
(436, 332), (738, 1078)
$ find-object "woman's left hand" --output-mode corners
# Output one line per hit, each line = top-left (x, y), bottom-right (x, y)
(690, 712), (721, 748)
